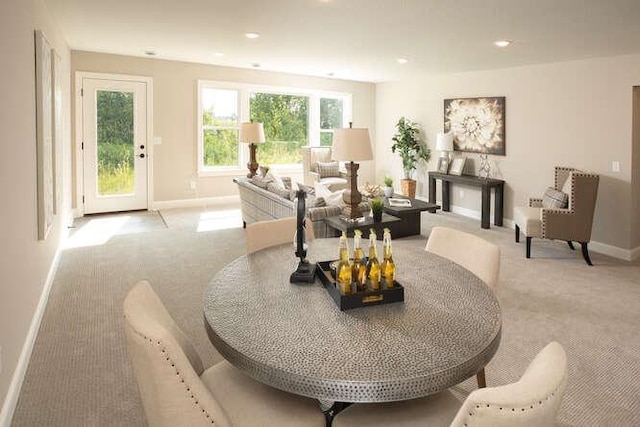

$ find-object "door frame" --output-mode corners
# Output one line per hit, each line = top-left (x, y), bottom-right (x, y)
(74, 72), (154, 216)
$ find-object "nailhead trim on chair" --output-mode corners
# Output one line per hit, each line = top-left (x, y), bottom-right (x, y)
(129, 325), (216, 424)
(459, 381), (563, 426)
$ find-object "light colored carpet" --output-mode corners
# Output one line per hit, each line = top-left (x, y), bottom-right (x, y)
(10, 207), (640, 426)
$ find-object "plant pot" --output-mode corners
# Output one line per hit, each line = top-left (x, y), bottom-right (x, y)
(401, 179), (416, 198)
(384, 186), (394, 198)
(372, 211), (383, 222)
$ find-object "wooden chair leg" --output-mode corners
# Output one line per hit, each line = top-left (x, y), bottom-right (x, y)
(567, 241), (575, 250)
(476, 368), (487, 388)
(515, 225), (520, 243)
(581, 242), (593, 266)
(526, 237), (532, 258)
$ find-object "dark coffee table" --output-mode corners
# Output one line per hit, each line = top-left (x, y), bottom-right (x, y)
(323, 213), (402, 239)
(383, 195), (440, 238)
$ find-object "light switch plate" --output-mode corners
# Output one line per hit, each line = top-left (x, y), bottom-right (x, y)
(153, 136), (162, 145)
(612, 161), (620, 172)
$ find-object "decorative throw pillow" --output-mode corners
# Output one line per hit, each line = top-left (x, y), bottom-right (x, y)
(542, 187), (569, 209)
(314, 182), (345, 207)
(316, 161), (341, 178)
(250, 175), (272, 189)
(265, 168), (286, 189)
(266, 182), (291, 199)
(296, 183), (315, 196)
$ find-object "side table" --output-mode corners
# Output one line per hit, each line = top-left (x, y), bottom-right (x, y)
(383, 196), (440, 238)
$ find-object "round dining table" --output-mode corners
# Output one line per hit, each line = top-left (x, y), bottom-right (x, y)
(204, 238), (501, 403)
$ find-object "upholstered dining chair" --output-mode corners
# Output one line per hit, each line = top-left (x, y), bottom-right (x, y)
(246, 217), (315, 254)
(425, 226), (501, 388)
(123, 281), (325, 427)
(332, 341), (568, 427)
(513, 166), (599, 265)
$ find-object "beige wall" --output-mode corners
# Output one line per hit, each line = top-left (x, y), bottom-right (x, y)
(632, 87), (640, 249)
(71, 52), (376, 204)
(0, 0), (71, 413)
(375, 54), (640, 251)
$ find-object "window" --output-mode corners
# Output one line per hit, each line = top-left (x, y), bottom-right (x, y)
(197, 81), (351, 174)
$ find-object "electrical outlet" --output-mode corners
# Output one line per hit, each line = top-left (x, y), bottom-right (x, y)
(459, 190), (464, 198)
(190, 180), (197, 190)
(612, 161), (620, 172)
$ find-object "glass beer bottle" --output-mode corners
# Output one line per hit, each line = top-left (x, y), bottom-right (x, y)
(352, 230), (367, 291)
(337, 231), (352, 294)
(381, 228), (396, 288)
(366, 229), (381, 290)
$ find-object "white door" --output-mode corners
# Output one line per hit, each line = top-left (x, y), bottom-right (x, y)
(81, 77), (148, 214)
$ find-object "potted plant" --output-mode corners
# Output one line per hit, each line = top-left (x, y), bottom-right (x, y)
(370, 197), (384, 222)
(390, 117), (431, 198)
(383, 176), (394, 198)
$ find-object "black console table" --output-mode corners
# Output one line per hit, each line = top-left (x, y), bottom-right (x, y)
(428, 172), (504, 229)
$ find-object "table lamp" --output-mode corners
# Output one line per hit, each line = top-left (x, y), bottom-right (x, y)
(331, 122), (373, 221)
(240, 122), (266, 177)
(436, 132), (454, 159)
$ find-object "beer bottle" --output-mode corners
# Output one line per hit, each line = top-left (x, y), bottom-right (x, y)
(381, 228), (396, 288)
(366, 229), (381, 290)
(352, 230), (367, 291)
(337, 231), (352, 294)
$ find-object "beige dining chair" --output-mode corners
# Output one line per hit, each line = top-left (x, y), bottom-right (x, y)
(332, 341), (568, 427)
(246, 217), (315, 254)
(425, 226), (501, 388)
(123, 280), (325, 427)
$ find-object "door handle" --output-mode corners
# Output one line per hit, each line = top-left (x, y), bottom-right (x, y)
(139, 153), (145, 158)
(140, 144), (145, 149)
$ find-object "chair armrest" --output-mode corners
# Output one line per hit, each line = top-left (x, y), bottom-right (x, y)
(528, 197), (543, 208)
(308, 171), (321, 184)
(339, 170), (348, 179)
(541, 208), (591, 241)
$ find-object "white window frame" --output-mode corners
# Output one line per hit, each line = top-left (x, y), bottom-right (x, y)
(197, 80), (352, 176)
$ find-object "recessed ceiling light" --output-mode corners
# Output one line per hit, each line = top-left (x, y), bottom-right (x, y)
(494, 40), (511, 48)
(144, 49), (156, 56)
(326, 72), (334, 77)
(252, 63), (261, 68)
(397, 58), (409, 64)
(214, 52), (224, 57)
(245, 33), (260, 39)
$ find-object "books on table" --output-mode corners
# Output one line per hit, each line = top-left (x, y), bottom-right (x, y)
(388, 198), (412, 207)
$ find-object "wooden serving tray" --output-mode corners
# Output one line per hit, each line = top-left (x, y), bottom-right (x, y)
(315, 261), (404, 311)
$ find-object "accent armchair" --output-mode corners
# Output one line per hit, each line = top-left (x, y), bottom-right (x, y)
(513, 167), (599, 265)
(301, 146), (348, 191)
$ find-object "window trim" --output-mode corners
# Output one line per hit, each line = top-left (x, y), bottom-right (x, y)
(197, 80), (352, 176)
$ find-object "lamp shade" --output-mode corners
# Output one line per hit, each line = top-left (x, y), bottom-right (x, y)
(240, 122), (266, 144)
(436, 132), (454, 151)
(331, 127), (373, 161)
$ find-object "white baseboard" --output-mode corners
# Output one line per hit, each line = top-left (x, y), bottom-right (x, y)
(152, 195), (240, 210)
(441, 203), (634, 261)
(0, 247), (62, 426)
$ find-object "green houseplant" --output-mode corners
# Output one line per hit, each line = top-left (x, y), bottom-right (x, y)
(390, 117), (431, 197)
(369, 197), (384, 222)
(383, 176), (394, 198)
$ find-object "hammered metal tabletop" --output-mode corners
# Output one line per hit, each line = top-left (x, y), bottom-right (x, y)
(204, 238), (501, 403)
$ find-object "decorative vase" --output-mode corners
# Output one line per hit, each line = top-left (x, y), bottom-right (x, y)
(384, 186), (394, 198)
(372, 211), (383, 222)
(401, 179), (416, 198)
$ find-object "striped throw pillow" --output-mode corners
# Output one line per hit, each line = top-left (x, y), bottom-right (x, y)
(542, 187), (568, 209)
(316, 161), (341, 178)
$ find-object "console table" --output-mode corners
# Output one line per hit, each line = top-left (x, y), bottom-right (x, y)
(428, 172), (504, 229)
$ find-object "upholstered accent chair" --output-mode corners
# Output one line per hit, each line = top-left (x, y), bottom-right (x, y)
(123, 281), (325, 427)
(246, 217), (315, 254)
(425, 226), (501, 388)
(513, 167), (599, 265)
(332, 342), (568, 427)
(301, 146), (348, 191)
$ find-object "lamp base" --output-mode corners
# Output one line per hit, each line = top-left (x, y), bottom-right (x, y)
(246, 143), (259, 178)
(342, 161), (363, 221)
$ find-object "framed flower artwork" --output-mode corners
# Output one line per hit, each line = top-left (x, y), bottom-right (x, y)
(444, 97), (506, 155)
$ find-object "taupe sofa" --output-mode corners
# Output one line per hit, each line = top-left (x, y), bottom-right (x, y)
(235, 177), (345, 238)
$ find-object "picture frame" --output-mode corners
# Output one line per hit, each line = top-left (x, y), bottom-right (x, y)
(437, 157), (450, 174)
(449, 157), (466, 176)
(444, 97), (506, 155)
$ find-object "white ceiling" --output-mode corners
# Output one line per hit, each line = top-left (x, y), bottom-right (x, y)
(44, 0), (640, 82)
